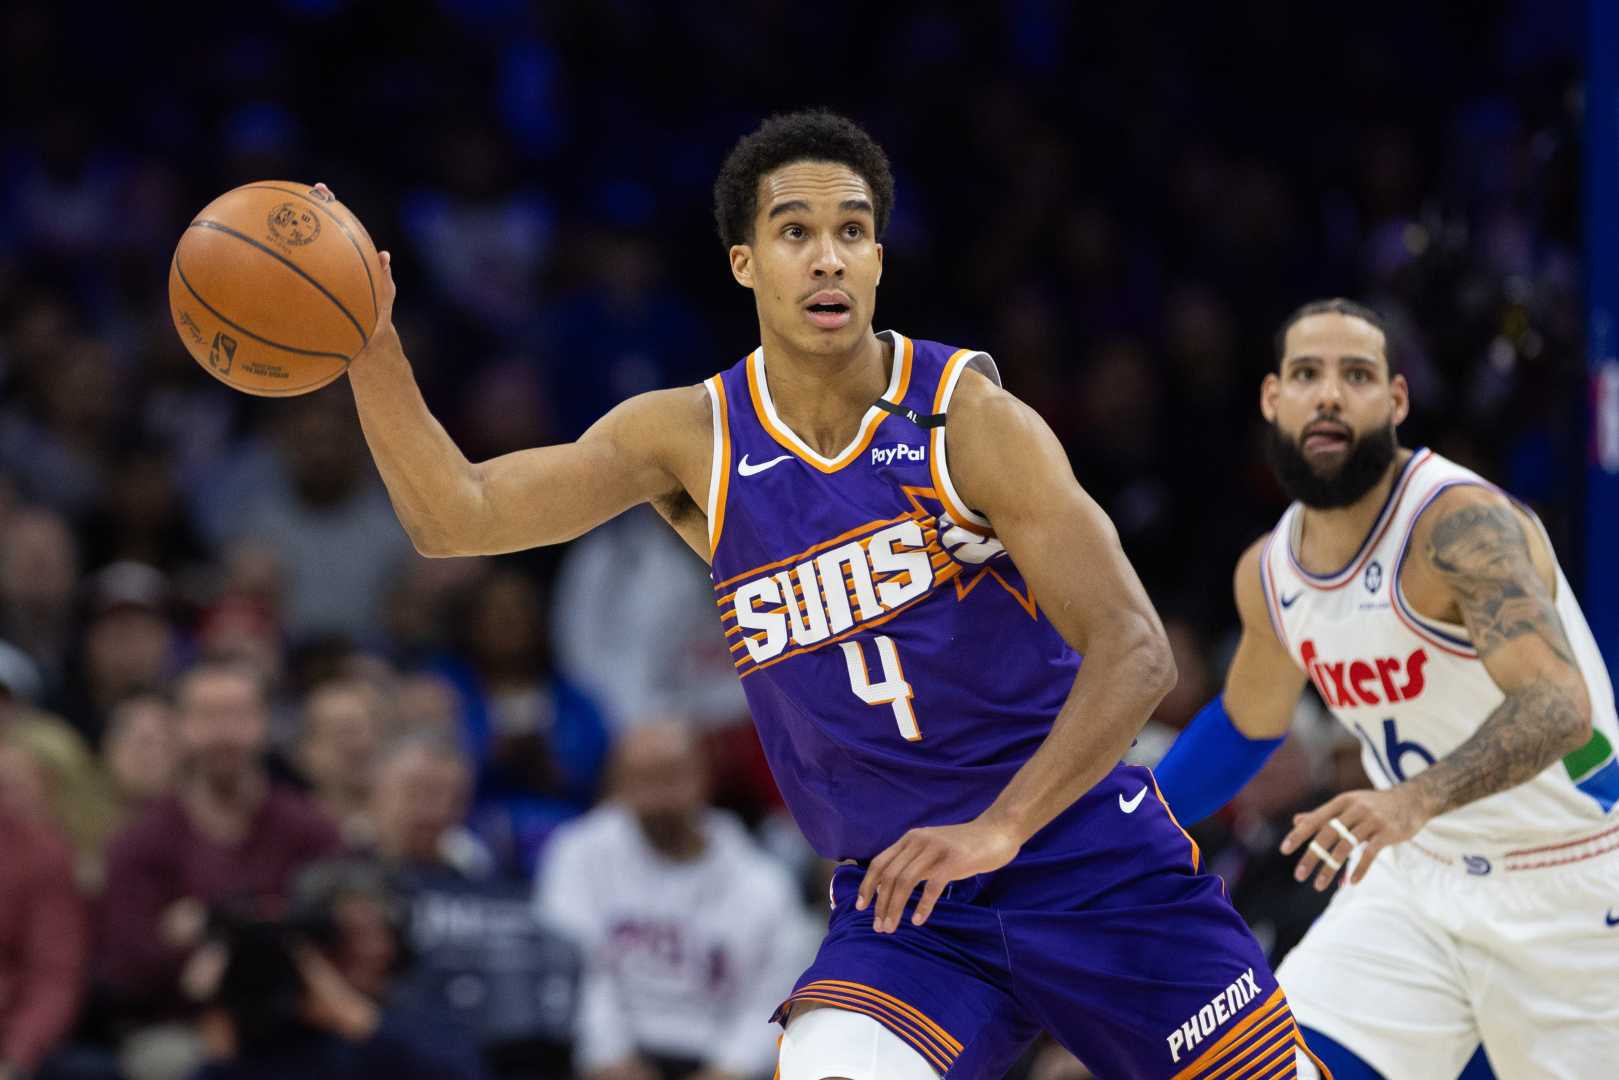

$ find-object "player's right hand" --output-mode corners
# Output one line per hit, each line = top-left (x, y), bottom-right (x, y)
(309, 182), (398, 360)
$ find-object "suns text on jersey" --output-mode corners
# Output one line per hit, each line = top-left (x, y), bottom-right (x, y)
(731, 519), (936, 664)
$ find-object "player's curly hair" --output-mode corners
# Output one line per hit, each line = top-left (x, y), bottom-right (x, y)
(712, 109), (895, 249)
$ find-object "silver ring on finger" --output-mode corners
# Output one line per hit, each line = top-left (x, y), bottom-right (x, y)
(1328, 817), (1358, 846)
(1307, 840), (1343, 871)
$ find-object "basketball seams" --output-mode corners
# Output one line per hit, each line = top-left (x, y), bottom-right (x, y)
(186, 220), (368, 349)
(238, 183), (378, 324)
(172, 255), (350, 394)
(172, 255), (350, 361)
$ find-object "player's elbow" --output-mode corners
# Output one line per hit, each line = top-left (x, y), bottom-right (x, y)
(405, 467), (493, 557)
(1532, 667), (1594, 755)
(400, 506), (479, 558)
(1123, 614), (1178, 704)
(407, 529), (462, 558)
(1560, 675), (1594, 752)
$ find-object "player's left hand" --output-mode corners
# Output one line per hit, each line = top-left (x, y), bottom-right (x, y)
(857, 817), (1022, 933)
(1280, 785), (1432, 891)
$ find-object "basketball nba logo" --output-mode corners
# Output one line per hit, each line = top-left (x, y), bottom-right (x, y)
(1365, 560), (1383, 593)
(208, 331), (237, 374)
(266, 203), (321, 246)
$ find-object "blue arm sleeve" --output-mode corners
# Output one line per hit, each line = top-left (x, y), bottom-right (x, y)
(1153, 695), (1285, 826)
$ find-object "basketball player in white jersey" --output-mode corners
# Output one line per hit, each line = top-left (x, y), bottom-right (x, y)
(1155, 298), (1619, 1078)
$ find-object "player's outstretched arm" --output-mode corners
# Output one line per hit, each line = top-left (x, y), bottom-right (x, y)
(858, 371), (1177, 932)
(345, 250), (706, 558)
(1154, 538), (1309, 824)
(1284, 485), (1593, 889)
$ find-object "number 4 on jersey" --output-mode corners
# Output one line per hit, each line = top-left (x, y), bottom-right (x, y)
(840, 635), (920, 741)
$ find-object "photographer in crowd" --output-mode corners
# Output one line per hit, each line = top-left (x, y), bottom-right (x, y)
(186, 862), (484, 1080)
(304, 732), (581, 1077)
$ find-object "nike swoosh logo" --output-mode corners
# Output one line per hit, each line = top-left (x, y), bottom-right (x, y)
(1280, 592), (1302, 609)
(737, 453), (793, 477)
(1119, 786), (1148, 814)
(1606, 908), (1619, 927)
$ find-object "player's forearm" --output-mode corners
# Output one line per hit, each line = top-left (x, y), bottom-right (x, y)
(346, 328), (486, 556)
(1404, 676), (1591, 818)
(981, 615), (1176, 842)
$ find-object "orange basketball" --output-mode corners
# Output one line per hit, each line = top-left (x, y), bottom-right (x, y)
(168, 181), (380, 396)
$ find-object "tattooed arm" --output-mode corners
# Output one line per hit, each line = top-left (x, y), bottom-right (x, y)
(1282, 484), (1593, 890)
(1402, 486), (1593, 815)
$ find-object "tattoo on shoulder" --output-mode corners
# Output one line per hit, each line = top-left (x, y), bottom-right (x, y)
(1425, 502), (1574, 663)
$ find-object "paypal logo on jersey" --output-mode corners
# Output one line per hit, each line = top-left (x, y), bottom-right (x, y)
(1300, 639), (1429, 709)
(871, 444), (926, 467)
(732, 519), (936, 664)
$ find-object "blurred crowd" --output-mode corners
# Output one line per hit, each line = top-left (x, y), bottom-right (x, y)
(0, 0), (1592, 1077)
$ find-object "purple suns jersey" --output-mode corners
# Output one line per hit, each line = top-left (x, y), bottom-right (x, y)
(702, 331), (1083, 860)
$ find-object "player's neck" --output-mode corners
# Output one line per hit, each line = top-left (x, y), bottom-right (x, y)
(758, 328), (891, 458)
(1295, 448), (1414, 572)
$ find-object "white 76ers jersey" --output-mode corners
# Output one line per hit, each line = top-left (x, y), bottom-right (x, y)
(1260, 448), (1619, 851)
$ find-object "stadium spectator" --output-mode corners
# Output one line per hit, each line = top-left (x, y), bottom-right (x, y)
(433, 569), (609, 877)
(296, 677), (389, 847)
(0, 508), (79, 697)
(0, 638), (118, 885)
(400, 121), (555, 334)
(101, 691), (178, 820)
(0, 339), (123, 520)
(78, 437), (209, 577)
(381, 555), (486, 666)
(99, 660), (339, 1079)
(551, 506), (747, 734)
(366, 731), (493, 881)
(0, 800), (90, 1080)
(324, 733), (580, 1077)
(535, 226), (711, 440)
(536, 724), (814, 1080)
(228, 389), (413, 644)
(391, 670), (464, 739)
(53, 560), (179, 747)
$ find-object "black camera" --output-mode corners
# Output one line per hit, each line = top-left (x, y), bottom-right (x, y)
(202, 901), (341, 1054)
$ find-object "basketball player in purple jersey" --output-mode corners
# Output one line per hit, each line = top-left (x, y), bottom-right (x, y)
(334, 112), (1326, 1079)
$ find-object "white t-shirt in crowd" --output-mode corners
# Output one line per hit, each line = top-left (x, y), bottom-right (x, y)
(535, 804), (817, 1076)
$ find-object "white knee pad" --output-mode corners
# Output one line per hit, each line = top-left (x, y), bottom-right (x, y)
(777, 1005), (942, 1080)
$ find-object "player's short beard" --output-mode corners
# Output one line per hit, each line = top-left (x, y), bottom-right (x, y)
(1264, 418), (1399, 509)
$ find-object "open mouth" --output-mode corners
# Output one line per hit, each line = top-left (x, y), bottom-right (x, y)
(1302, 422), (1352, 454)
(804, 293), (853, 329)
